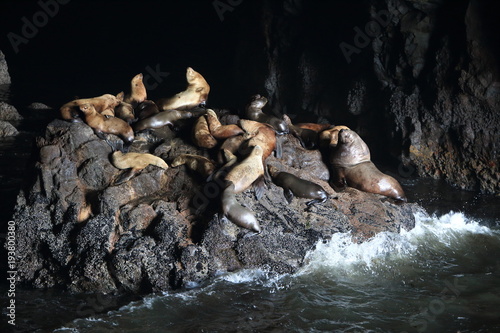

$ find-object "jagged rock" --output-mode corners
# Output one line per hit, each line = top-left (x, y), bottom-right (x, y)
(12, 117), (422, 294)
(0, 120), (18, 137)
(0, 102), (22, 120)
(0, 50), (10, 85)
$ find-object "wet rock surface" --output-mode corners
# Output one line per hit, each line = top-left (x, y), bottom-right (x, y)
(12, 118), (422, 293)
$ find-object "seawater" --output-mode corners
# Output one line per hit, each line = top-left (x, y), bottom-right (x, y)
(43, 212), (500, 333)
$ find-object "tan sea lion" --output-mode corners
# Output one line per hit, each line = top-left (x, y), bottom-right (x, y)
(330, 129), (406, 202)
(268, 165), (328, 206)
(133, 109), (195, 132)
(192, 115), (217, 149)
(221, 181), (261, 233)
(156, 67), (210, 111)
(79, 103), (134, 145)
(135, 100), (160, 120)
(319, 125), (350, 147)
(115, 92), (135, 124)
(205, 109), (244, 139)
(124, 73), (147, 106)
(239, 119), (280, 162)
(171, 154), (216, 178)
(224, 145), (265, 198)
(60, 94), (120, 122)
(111, 150), (168, 185)
(245, 94), (288, 134)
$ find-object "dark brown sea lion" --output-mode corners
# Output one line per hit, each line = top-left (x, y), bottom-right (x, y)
(330, 129), (406, 202)
(79, 103), (134, 145)
(205, 109), (244, 139)
(268, 165), (328, 206)
(217, 134), (246, 164)
(245, 94), (288, 134)
(192, 115), (217, 149)
(221, 181), (261, 233)
(133, 109), (195, 132)
(135, 100), (160, 120)
(156, 67), (210, 111)
(124, 73), (147, 106)
(60, 94), (120, 122)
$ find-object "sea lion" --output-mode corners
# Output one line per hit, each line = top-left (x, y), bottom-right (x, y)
(157, 67), (210, 111)
(284, 114), (319, 149)
(221, 181), (261, 233)
(268, 165), (328, 206)
(171, 154), (216, 178)
(217, 135), (245, 164)
(135, 100), (160, 120)
(245, 94), (288, 134)
(192, 115), (217, 149)
(224, 145), (265, 199)
(133, 109), (195, 132)
(295, 123), (333, 132)
(79, 103), (134, 145)
(239, 119), (280, 162)
(124, 73), (147, 106)
(111, 150), (168, 185)
(60, 94), (120, 122)
(319, 125), (350, 148)
(330, 129), (406, 202)
(115, 92), (135, 124)
(205, 109), (244, 139)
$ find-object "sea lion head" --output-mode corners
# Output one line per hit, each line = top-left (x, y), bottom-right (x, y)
(332, 129), (371, 166)
(338, 129), (356, 144)
(250, 94), (267, 108)
(267, 165), (280, 177)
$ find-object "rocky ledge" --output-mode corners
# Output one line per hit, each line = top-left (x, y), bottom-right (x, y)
(13, 116), (422, 294)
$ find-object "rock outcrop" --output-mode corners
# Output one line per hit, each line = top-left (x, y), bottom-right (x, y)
(12, 117), (421, 293)
(0, 50), (10, 85)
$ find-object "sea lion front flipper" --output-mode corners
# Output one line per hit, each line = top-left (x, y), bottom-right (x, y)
(253, 176), (266, 200)
(283, 188), (294, 204)
(114, 168), (139, 185)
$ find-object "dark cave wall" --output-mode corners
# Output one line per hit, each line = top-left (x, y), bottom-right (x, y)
(234, 0), (500, 193)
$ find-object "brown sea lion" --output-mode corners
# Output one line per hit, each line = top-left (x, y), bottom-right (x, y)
(133, 109), (195, 132)
(319, 125), (350, 148)
(115, 92), (135, 124)
(224, 145), (265, 198)
(111, 150), (168, 185)
(268, 165), (328, 206)
(60, 94), (120, 122)
(330, 129), (406, 202)
(295, 123), (333, 132)
(245, 94), (288, 134)
(221, 181), (261, 233)
(171, 154), (216, 178)
(157, 67), (210, 111)
(205, 109), (244, 139)
(283, 114), (319, 149)
(239, 119), (280, 162)
(217, 135), (246, 164)
(124, 73), (147, 106)
(135, 100), (160, 120)
(79, 103), (134, 145)
(192, 115), (217, 149)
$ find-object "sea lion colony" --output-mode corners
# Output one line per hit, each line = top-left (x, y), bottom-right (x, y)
(59, 67), (407, 232)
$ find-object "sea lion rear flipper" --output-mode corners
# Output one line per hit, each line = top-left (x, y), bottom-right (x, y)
(253, 176), (266, 200)
(283, 188), (294, 204)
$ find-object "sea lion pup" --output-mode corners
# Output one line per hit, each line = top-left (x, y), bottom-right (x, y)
(283, 114), (319, 149)
(135, 100), (160, 120)
(111, 150), (168, 185)
(79, 103), (134, 145)
(319, 125), (351, 148)
(330, 129), (406, 202)
(239, 119), (280, 162)
(133, 109), (195, 132)
(221, 181), (261, 233)
(244, 94), (288, 134)
(192, 115), (217, 149)
(224, 145), (265, 199)
(114, 92), (135, 124)
(171, 154), (216, 178)
(205, 109), (244, 139)
(156, 67), (210, 111)
(123, 73), (147, 106)
(217, 134), (246, 164)
(268, 165), (328, 207)
(60, 94), (120, 122)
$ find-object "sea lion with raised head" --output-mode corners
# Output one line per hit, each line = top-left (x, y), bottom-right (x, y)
(330, 129), (406, 202)
(133, 109), (195, 132)
(157, 67), (210, 111)
(123, 73), (147, 106)
(205, 109), (244, 139)
(221, 181), (261, 233)
(268, 165), (328, 206)
(111, 150), (168, 185)
(60, 94), (120, 122)
(79, 103), (134, 145)
(245, 94), (288, 134)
